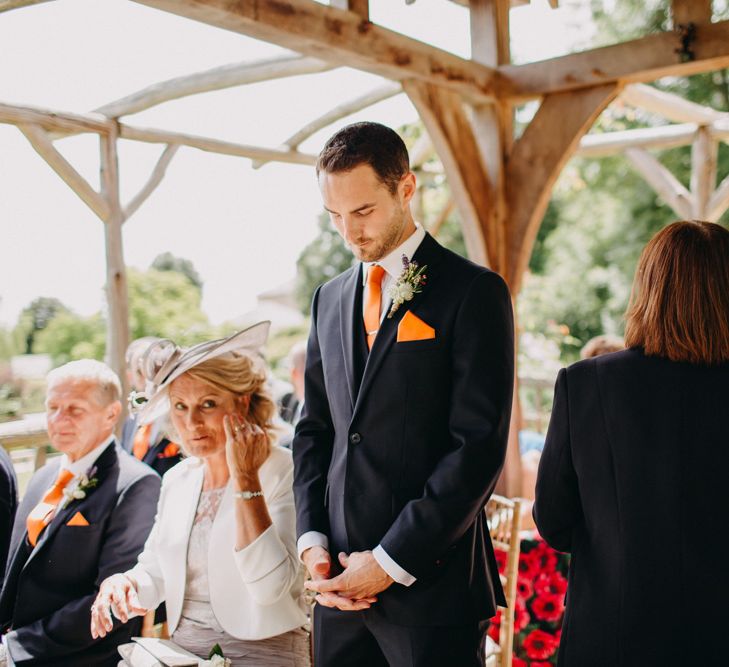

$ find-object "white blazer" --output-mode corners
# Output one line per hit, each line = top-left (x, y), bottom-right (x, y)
(127, 446), (307, 640)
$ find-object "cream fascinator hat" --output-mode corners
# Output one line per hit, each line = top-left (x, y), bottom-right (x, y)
(129, 321), (271, 424)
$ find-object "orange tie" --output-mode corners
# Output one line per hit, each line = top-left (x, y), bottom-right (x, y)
(26, 468), (75, 547)
(132, 423), (153, 460)
(364, 264), (386, 350)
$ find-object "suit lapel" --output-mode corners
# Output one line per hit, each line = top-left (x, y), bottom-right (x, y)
(353, 234), (444, 418)
(25, 443), (118, 569)
(339, 264), (366, 411)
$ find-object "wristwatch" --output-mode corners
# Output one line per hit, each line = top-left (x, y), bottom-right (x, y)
(235, 490), (264, 500)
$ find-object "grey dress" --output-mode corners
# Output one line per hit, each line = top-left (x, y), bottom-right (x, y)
(172, 488), (310, 667)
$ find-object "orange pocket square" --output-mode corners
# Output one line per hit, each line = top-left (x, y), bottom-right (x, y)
(67, 511), (89, 527)
(397, 311), (436, 342)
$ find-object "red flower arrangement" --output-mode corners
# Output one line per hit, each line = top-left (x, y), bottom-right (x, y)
(523, 629), (559, 660)
(493, 536), (570, 666)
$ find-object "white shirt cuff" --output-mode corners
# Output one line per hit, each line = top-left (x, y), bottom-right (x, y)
(373, 544), (416, 587)
(297, 531), (329, 561)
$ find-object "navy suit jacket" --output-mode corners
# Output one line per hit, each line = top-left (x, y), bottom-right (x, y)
(0, 442), (160, 666)
(293, 233), (514, 626)
(534, 349), (729, 665)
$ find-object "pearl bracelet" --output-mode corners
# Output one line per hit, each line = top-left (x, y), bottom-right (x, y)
(235, 490), (264, 500)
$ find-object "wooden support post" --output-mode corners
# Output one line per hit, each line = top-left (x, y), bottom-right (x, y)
(672, 0), (712, 27)
(123, 144), (179, 221)
(625, 148), (694, 219)
(100, 124), (130, 411)
(690, 125), (718, 218)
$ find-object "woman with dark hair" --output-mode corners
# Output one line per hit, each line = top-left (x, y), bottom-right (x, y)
(534, 221), (729, 666)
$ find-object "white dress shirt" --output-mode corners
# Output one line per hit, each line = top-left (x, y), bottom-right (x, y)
(59, 434), (115, 491)
(297, 223), (426, 587)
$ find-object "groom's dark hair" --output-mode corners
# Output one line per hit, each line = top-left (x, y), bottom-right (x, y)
(317, 122), (410, 194)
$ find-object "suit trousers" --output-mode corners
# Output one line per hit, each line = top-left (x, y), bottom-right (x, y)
(313, 604), (484, 667)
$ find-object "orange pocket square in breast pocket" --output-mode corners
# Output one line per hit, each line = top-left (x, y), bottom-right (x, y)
(66, 511), (89, 527)
(397, 311), (436, 342)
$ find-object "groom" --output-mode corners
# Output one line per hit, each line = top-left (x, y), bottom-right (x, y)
(293, 122), (514, 666)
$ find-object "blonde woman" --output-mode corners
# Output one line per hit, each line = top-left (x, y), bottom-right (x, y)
(91, 323), (309, 666)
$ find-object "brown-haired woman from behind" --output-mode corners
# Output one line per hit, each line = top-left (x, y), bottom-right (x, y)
(534, 221), (729, 666)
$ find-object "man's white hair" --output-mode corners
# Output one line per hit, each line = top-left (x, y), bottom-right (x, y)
(47, 359), (122, 405)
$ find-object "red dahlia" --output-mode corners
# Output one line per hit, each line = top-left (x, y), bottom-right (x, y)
(522, 629), (559, 660)
(534, 570), (568, 597)
(528, 542), (558, 573)
(495, 549), (507, 573)
(531, 593), (565, 623)
(517, 576), (534, 600)
(518, 551), (539, 579)
(512, 658), (527, 667)
(514, 599), (531, 632)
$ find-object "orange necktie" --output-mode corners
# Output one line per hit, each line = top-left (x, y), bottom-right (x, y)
(364, 264), (386, 350)
(132, 423), (153, 460)
(26, 468), (75, 547)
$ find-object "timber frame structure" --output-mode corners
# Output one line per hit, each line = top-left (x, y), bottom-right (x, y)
(2, 0), (729, 495)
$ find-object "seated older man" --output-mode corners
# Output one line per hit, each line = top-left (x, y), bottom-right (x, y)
(0, 360), (161, 666)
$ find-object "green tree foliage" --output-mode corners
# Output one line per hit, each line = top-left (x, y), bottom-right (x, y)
(15, 297), (67, 354)
(151, 252), (204, 290)
(127, 268), (211, 345)
(35, 312), (106, 364)
(295, 213), (356, 314)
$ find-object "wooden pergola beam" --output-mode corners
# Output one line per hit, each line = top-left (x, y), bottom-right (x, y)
(576, 123), (700, 158)
(123, 144), (179, 221)
(0, 0), (52, 12)
(404, 80), (491, 267)
(119, 123), (317, 165)
(625, 147), (694, 219)
(131, 0), (499, 103)
(95, 55), (335, 119)
(500, 20), (729, 100)
(505, 84), (620, 292)
(690, 126), (718, 219)
(329, 0), (368, 22)
(17, 123), (110, 221)
(707, 173), (729, 221)
(672, 0), (712, 27)
(620, 83), (728, 124)
(0, 102), (111, 134)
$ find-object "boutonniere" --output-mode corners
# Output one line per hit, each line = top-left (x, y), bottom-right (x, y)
(387, 254), (428, 318)
(203, 644), (231, 667)
(61, 465), (99, 509)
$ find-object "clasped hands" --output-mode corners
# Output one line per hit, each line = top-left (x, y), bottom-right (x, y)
(302, 546), (394, 611)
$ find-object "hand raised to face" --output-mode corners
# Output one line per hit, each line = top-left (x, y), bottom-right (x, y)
(223, 413), (270, 481)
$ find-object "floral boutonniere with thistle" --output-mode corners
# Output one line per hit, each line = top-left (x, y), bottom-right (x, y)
(204, 644), (232, 666)
(61, 465), (99, 509)
(387, 254), (428, 318)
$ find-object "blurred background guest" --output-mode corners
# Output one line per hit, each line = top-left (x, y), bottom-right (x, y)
(122, 337), (183, 477)
(579, 334), (624, 360)
(278, 341), (306, 428)
(92, 323), (309, 667)
(0, 445), (17, 583)
(0, 360), (160, 666)
(534, 221), (729, 666)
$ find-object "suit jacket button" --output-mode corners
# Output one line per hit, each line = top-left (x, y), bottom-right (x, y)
(349, 433), (361, 445)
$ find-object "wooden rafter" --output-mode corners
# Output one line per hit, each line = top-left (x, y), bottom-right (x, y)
(505, 84), (620, 292)
(620, 83), (728, 124)
(0, 102), (111, 134)
(329, 0), (368, 21)
(500, 20), (729, 100)
(17, 123), (110, 220)
(123, 144), (179, 221)
(131, 0), (499, 104)
(95, 55), (334, 119)
(404, 80), (491, 268)
(625, 148), (693, 219)
(0, 0), (52, 12)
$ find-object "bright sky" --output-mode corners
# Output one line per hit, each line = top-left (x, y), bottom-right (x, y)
(0, 0), (591, 328)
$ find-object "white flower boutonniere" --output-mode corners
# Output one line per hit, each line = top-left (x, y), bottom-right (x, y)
(61, 465), (99, 509)
(387, 254), (428, 318)
(203, 644), (232, 667)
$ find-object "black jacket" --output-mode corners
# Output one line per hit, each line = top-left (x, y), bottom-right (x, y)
(0, 442), (160, 666)
(534, 348), (729, 666)
(0, 445), (18, 580)
(293, 233), (514, 626)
